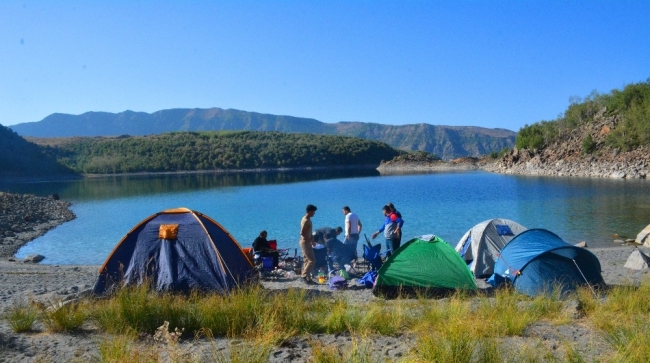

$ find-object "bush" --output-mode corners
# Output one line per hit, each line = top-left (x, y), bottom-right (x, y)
(5, 300), (38, 332)
(515, 121), (557, 151)
(39, 300), (88, 332)
(582, 134), (596, 154)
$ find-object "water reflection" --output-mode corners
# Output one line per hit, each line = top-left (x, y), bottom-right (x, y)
(0, 168), (380, 201)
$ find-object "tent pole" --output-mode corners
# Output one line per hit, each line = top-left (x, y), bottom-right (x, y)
(573, 259), (597, 297)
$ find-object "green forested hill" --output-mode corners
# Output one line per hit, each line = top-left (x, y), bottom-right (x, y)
(34, 131), (403, 174)
(10, 108), (515, 160)
(0, 125), (75, 178)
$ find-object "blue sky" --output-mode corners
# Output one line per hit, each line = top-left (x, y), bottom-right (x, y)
(1, 1), (648, 131)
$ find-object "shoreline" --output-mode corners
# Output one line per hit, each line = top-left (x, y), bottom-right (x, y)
(0, 192), (76, 260)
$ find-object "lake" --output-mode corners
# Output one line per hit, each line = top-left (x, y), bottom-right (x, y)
(2, 170), (649, 265)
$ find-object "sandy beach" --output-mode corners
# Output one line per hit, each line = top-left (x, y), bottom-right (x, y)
(1, 210), (649, 362)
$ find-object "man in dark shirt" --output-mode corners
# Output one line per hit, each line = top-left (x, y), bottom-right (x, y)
(325, 231), (349, 273)
(253, 230), (279, 269)
(314, 226), (342, 244)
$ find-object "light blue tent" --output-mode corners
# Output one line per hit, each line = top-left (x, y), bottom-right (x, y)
(489, 229), (604, 296)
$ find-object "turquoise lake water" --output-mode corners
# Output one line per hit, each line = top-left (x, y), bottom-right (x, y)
(2, 170), (649, 265)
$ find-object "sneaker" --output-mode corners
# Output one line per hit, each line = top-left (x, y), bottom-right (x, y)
(302, 277), (316, 285)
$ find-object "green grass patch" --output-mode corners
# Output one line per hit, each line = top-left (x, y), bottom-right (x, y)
(5, 299), (38, 332)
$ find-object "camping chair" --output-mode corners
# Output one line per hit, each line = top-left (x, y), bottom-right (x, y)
(362, 237), (383, 272)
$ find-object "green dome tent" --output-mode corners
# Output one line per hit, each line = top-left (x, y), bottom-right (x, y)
(373, 235), (477, 298)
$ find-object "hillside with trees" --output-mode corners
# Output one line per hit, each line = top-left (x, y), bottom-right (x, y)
(0, 125), (76, 178)
(30, 131), (403, 174)
(489, 79), (650, 178)
(10, 108), (516, 160)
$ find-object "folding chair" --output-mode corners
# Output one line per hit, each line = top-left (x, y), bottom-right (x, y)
(362, 235), (383, 272)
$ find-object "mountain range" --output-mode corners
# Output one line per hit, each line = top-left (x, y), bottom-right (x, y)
(9, 108), (516, 160)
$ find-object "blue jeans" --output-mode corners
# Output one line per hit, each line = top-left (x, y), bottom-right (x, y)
(386, 238), (400, 256)
(344, 233), (360, 251)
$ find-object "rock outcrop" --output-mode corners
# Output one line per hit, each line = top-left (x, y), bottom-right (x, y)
(377, 152), (482, 173)
(485, 108), (649, 179)
(0, 192), (76, 258)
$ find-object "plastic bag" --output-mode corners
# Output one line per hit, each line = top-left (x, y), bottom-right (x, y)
(329, 276), (348, 290)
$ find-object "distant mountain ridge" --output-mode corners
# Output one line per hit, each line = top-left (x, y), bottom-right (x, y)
(9, 108), (516, 160)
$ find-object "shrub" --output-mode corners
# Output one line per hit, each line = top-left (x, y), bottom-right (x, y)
(39, 299), (88, 332)
(5, 300), (38, 333)
(582, 134), (595, 154)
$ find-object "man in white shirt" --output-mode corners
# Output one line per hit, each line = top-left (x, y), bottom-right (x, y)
(342, 206), (362, 252)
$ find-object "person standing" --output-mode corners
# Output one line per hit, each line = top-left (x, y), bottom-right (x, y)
(299, 204), (318, 284)
(371, 205), (402, 255)
(342, 206), (362, 251)
(387, 202), (403, 247)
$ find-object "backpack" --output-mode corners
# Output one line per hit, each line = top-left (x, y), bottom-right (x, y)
(329, 276), (348, 290)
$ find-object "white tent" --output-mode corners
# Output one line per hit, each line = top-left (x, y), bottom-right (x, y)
(637, 223), (650, 246)
(455, 218), (527, 277)
(624, 249), (650, 270)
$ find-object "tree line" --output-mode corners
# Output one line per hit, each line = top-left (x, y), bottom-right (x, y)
(516, 79), (650, 151)
(46, 131), (404, 174)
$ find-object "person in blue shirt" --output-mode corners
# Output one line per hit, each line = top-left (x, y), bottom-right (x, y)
(371, 205), (403, 256)
(387, 202), (404, 247)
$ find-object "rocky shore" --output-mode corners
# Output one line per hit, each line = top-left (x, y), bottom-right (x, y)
(484, 145), (649, 179)
(0, 192), (76, 258)
(377, 154), (482, 174)
(377, 148), (649, 179)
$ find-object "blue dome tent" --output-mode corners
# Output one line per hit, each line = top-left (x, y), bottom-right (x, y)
(489, 229), (604, 296)
(93, 208), (254, 295)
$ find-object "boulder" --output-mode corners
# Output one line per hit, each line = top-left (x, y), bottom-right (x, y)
(23, 254), (45, 263)
(637, 224), (650, 246)
(624, 249), (650, 270)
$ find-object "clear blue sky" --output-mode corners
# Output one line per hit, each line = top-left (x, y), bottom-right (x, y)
(1, 1), (648, 131)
